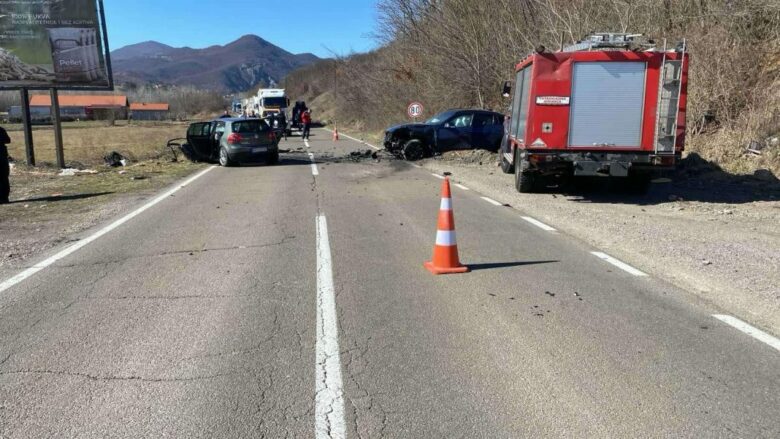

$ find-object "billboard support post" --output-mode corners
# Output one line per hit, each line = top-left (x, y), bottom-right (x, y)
(50, 89), (65, 168)
(20, 89), (35, 166)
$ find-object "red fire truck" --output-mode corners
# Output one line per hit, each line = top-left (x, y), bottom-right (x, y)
(499, 33), (689, 193)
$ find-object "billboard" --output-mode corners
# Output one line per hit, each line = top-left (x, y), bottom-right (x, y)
(0, 0), (112, 89)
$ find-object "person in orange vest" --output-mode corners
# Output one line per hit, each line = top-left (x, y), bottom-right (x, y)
(301, 109), (312, 140)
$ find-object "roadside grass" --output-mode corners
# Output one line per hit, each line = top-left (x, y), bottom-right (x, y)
(6, 121), (190, 167)
(1, 122), (207, 256)
(2, 160), (206, 223)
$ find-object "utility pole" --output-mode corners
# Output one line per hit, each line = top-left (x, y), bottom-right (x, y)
(50, 88), (65, 168)
(20, 88), (35, 166)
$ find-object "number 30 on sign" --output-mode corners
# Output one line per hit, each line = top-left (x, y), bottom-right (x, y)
(407, 102), (424, 119)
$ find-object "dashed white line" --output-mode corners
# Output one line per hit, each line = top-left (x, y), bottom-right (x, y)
(481, 196), (503, 206)
(590, 251), (648, 276)
(521, 216), (557, 232)
(308, 152), (319, 176)
(431, 173), (445, 180)
(0, 166), (215, 295)
(304, 139), (310, 148)
(454, 183), (470, 191)
(315, 215), (346, 439)
(712, 315), (780, 352)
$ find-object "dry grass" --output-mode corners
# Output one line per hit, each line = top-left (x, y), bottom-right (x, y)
(6, 121), (190, 167)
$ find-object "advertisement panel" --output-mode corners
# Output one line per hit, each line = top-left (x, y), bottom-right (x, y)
(0, 0), (112, 89)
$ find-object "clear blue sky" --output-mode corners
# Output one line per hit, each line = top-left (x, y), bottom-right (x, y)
(103, 0), (380, 58)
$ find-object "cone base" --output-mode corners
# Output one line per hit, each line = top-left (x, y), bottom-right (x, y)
(424, 261), (469, 275)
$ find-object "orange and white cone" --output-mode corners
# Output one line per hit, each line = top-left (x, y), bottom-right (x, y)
(333, 129), (339, 141)
(424, 177), (469, 275)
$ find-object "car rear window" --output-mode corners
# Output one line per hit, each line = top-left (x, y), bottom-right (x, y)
(231, 120), (269, 134)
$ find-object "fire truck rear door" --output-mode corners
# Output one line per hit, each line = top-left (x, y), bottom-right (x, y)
(569, 62), (646, 148)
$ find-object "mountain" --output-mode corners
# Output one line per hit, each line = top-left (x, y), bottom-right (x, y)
(111, 41), (175, 61)
(110, 35), (321, 93)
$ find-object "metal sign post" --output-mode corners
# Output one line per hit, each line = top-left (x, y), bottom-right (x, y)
(50, 89), (65, 168)
(20, 88), (35, 166)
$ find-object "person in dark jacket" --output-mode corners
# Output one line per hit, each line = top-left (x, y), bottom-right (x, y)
(0, 126), (11, 204)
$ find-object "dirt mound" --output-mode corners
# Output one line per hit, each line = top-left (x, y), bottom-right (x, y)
(435, 149), (498, 167)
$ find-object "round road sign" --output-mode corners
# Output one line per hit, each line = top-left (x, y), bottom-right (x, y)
(407, 102), (424, 119)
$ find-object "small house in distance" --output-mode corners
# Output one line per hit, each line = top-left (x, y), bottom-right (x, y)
(29, 94), (128, 120)
(129, 102), (170, 121)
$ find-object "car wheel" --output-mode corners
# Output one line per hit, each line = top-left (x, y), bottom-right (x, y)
(219, 147), (233, 167)
(403, 139), (425, 161)
(514, 149), (535, 193)
(267, 151), (279, 165)
(500, 149), (515, 174)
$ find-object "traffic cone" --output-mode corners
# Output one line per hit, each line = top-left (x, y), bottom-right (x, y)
(333, 129), (340, 141)
(424, 177), (469, 275)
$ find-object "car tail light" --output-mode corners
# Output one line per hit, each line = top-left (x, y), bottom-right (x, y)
(227, 133), (242, 144)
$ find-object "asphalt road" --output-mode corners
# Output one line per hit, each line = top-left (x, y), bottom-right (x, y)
(0, 129), (778, 438)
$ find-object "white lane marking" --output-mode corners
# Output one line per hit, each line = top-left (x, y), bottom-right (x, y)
(431, 173), (445, 180)
(712, 315), (780, 353)
(0, 166), (215, 294)
(521, 216), (557, 232)
(410, 163), (422, 169)
(304, 139), (310, 148)
(325, 128), (380, 150)
(591, 251), (648, 276)
(315, 216), (346, 439)
(481, 196), (503, 206)
(308, 152), (319, 176)
(454, 183), (470, 191)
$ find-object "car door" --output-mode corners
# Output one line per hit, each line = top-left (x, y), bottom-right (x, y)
(186, 122), (214, 160)
(470, 112), (498, 149)
(437, 113), (473, 151)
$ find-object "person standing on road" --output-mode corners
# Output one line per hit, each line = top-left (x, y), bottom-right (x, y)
(0, 126), (11, 204)
(301, 109), (312, 140)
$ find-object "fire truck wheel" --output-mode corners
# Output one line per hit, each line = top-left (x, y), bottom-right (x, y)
(625, 172), (651, 194)
(403, 139), (425, 161)
(514, 149), (535, 192)
(500, 151), (515, 174)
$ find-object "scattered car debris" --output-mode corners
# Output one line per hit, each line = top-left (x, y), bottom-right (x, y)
(59, 168), (98, 176)
(104, 151), (127, 167)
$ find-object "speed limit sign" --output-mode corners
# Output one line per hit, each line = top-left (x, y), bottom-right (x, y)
(407, 102), (424, 119)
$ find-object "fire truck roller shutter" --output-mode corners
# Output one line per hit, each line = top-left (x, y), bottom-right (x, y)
(569, 62), (646, 148)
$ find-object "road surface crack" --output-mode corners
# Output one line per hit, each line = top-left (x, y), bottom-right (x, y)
(0, 369), (232, 383)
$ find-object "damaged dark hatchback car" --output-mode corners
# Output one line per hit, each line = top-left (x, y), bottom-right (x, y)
(182, 118), (279, 166)
(383, 109), (504, 160)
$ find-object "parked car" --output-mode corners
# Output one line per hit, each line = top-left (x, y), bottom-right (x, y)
(383, 109), (505, 160)
(183, 118), (279, 166)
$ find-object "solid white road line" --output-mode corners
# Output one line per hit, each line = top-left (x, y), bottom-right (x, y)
(431, 173), (445, 180)
(325, 128), (380, 150)
(304, 139), (311, 148)
(0, 166), (215, 295)
(590, 251), (648, 276)
(521, 216), (557, 232)
(481, 196), (503, 206)
(410, 163), (422, 168)
(712, 315), (780, 353)
(308, 152), (319, 176)
(315, 216), (346, 439)
(454, 183), (470, 191)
